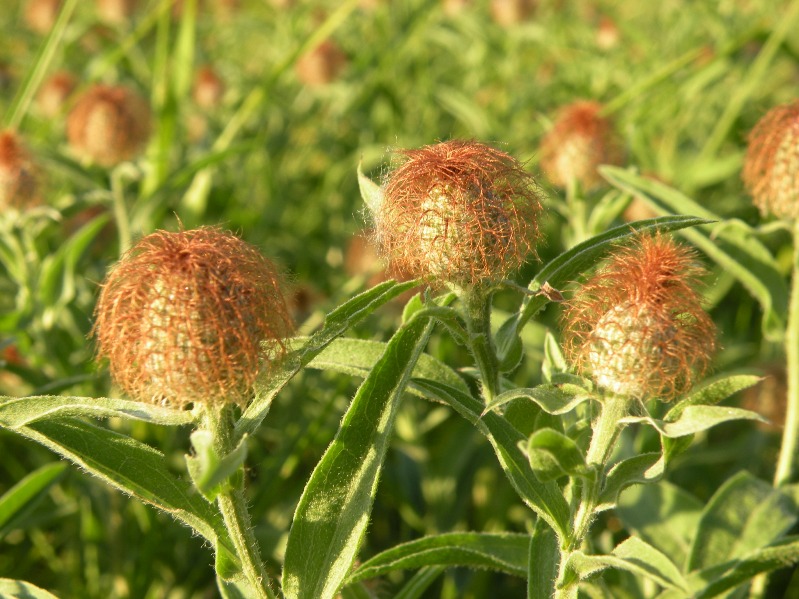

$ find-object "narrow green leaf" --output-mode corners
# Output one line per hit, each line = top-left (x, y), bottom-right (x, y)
(0, 579), (61, 599)
(0, 395), (195, 427)
(7, 418), (236, 567)
(567, 536), (688, 591)
(236, 279), (420, 440)
(484, 385), (591, 416)
(282, 316), (434, 599)
(597, 452), (664, 512)
(347, 532), (530, 584)
(525, 428), (587, 481)
(693, 536), (799, 599)
(617, 482), (703, 569)
(528, 518), (559, 599)
(600, 166), (789, 340)
(358, 162), (383, 216)
(0, 462), (67, 538)
(393, 567), (446, 599)
(413, 378), (570, 537)
(542, 330), (568, 383)
(666, 374), (763, 421)
(622, 405), (765, 438)
(688, 472), (796, 572)
(186, 431), (248, 502)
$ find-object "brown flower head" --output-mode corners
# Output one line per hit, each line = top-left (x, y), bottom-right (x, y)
(67, 84), (151, 167)
(93, 228), (293, 408)
(490, 0), (535, 27)
(742, 101), (799, 220)
(539, 100), (623, 190)
(25, 0), (61, 34)
(295, 40), (347, 86)
(561, 234), (716, 400)
(0, 131), (40, 210)
(193, 65), (225, 110)
(36, 71), (76, 118)
(96, 0), (138, 25)
(374, 140), (542, 289)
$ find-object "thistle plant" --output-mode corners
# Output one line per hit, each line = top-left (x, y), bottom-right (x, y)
(0, 130), (40, 210)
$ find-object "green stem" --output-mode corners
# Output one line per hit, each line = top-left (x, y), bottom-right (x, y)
(463, 289), (500, 403)
(774, 219), (799, 487)
(203, 406), (277, 599)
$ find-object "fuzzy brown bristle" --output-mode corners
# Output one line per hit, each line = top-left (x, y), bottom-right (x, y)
(0, 130), (40, 210)
(375, 139), (543, 289)
(93, 227), (293, 408)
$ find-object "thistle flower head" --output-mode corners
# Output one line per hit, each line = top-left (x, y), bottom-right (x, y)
(539, 100), (622, 190)
(561, 234), (716, 400)
(0, 131), (40, 210)
(742, 101), (799, 220)
(36, 71), (76, 118)
(374, 140), (542, 289)
(67, 84), (151, 167)
(93, 227), (293, 408)
(295, 40), (347, 86)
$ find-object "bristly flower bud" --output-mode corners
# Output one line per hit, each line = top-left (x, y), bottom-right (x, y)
(67, 84), (151, 167)
(742, 101), (799, 220)
(561, 234), (716, 400)
(374, 140), (543, 289)
(0, 131), (40, 210)
(36, 71), (76, 118)
(93, 228), (293, 408)
(539, 100), (622, 190)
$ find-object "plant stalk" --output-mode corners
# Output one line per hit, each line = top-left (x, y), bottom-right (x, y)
(204, 405), (277, 599)
(463, 289), (500, 403)
(774, 219), (799, 487)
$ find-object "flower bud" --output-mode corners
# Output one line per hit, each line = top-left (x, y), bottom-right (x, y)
(93, 228), (293, 408)
(539, 100), (622, 190)
(0, 131), (40, 210)
(374, 140), (542, 289)
(742, 101), (799, 220)
(562, 234), (715, 400)
(66, 84), (151, 167)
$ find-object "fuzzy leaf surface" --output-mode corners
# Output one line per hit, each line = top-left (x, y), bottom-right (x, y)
(347, 532), (529, 583)
(0, 578), (61, 599)
(484, 385), (591, 416)
(282, 316), (433, 599)
(525, 428), (587, 481)
(621, 405), (765, 438)
(665, 374), (762, 420)
(528, 519), (559, 599)
(597, 452), (664, 512)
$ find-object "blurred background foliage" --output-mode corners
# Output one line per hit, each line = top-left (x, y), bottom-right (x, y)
(1, 0), (798, 597)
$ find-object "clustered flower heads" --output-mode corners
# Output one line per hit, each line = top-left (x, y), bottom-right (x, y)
(539, 100), (622, 190)
(67, 83), (151, 167)
(561, 234), (716, 401)
(374, 140), (542, 289)
(93, 228), (293, 408)
(742, 100), (799, 220)
(0, 130), (39, 210)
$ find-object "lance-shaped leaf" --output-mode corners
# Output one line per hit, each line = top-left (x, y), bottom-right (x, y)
(358, 162), (383, 216)
(597, 452), (664, 512)
(282, 315), (434, 599)
(600, 166), (789, 340)
(236, 279), (420, 440)
(0, 462), (67, 539)
(483, 385), (591, 416)
(665, 374), (762, 421)
(0, 579), (61, 599)
(621, 405), (765, 438)
(346, 532), (530, 584)
(525, 428), (587, 481)
(186, 431), (248, 502)
(528, 519), (559, 599)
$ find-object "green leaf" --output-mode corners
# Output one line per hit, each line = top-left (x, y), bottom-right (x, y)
(617, 482), (703, 568)
(621, 405), (765, 438)
(236, 279), (420, 440)
(688, 472), (799, 572)
(7, 418), (237, 569)
(0, 395), (195, 427)
(525, 428), (587, 481)
(528, 519), (558, 599)
(692, 536), (799, 598)
(393, 567), (446, 599)
(0, 578), (61, 599)
(484, 385), (591, 416)
(413, 378), (570, 537)
(665, 374), (763, 421)
(597, 452), (664, 512)
(358, 161), (383, 216)
(186, 431), (248, 502)
(600, 166), (789, 340)
(303, 337), (471, 399)
(542, 330), (568, 383)
(0, 462), (67, 538)
(282, 316), (434, 599)
(567, 536), (688, 591)
(346, 532), (530, 584)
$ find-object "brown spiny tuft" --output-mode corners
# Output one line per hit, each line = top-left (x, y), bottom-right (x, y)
(561, 233), (716, 401)
(742, 101), (799, 220)
(67, 84), (151, 167)
(539, 100), (622, 190)
(93, 227), (293, 408)
(0, 131), (40, 210)
(374, 139), (543, 289)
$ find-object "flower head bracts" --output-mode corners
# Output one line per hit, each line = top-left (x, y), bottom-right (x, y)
(743, 101), (799, 220)
(0, 130), (39, 209)
(93, 227), (293, 408)
(374, 140), (542, 289)
(561, 234), (716, 401)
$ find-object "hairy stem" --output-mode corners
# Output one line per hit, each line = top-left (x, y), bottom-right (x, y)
(463, 289), (500, 403)
(775, 219), (799, 487)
